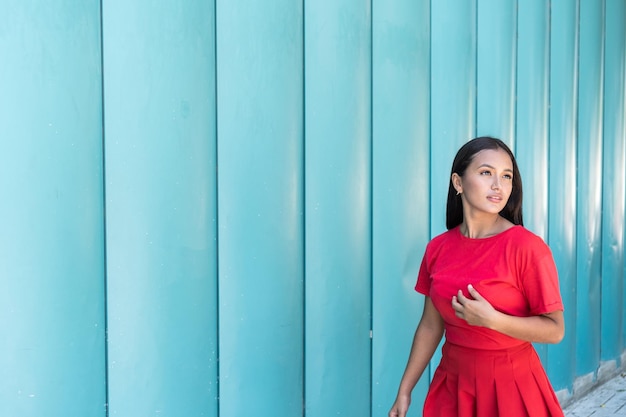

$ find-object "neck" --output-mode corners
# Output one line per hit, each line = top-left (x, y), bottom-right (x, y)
(460, 215), (502, 239)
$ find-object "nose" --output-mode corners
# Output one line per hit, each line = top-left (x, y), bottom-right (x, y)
(492, 177), (501, 190)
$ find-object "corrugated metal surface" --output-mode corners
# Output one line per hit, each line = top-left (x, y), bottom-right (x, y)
(0, 1), (624, 416)
(217, 1), (303, 416)
(102, 1), (218, 415)
(547, 0), (579, 390)
(575, 0), (604, 378)
(304, 2), (371, 416)
(602, 0), (626, 364)
(371, 0), (431, 414)
(0, 1), (106, 416)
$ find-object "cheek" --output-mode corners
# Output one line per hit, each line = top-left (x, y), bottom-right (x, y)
(504, 186), (514, 201)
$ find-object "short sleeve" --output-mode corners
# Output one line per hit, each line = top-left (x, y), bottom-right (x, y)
(522, 251), (564, 315)
(414, 252), (431, 296)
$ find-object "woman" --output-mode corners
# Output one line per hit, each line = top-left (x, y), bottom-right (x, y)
(389, 137), (565, 417)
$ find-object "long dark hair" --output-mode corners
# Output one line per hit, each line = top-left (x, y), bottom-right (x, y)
(446, 137), (524, 230)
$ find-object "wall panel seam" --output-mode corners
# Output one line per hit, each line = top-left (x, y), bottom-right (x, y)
(301, 2), (306, 416)
(213, 1), (221, 415)
(368, 1), (374, 416)
(99, 0), (110, 415)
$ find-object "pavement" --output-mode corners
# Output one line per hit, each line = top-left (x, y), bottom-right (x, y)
(564, 372), (626, 416)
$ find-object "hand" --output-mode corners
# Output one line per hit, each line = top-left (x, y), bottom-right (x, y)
(451, 284), (498, 328)
(388, 394), (411, 417)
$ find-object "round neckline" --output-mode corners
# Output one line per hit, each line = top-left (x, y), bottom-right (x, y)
(455, 224), (520, 241)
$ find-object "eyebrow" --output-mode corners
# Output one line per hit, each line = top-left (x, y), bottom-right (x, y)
(478, 163), (514, 173)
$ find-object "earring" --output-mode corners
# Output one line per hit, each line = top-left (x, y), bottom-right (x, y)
(456, 190), (461, 196)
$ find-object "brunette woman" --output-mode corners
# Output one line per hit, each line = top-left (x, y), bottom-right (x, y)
(389, 137), (565, 417)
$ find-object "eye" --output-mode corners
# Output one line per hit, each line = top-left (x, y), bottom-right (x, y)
(502, 174), (513, 180)
(480, 170), (492, 176)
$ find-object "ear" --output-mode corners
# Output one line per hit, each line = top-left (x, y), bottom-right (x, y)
(451, 173), (462, 194)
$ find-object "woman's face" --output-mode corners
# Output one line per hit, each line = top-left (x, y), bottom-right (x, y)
(453, 148), (514, 217)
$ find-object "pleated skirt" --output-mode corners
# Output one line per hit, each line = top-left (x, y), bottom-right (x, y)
(423, 342), (564, 417)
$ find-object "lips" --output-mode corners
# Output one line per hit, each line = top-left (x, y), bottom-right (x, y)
(487, 194), (502, 203)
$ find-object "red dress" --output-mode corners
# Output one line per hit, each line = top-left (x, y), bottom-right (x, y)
(415, 225), (565, 417)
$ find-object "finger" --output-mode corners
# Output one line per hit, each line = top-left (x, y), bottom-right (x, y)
(451, 296), (462, 312)
(456, 289), (469, 304)
(467, 284), (482, 300)
(452, 297), (466, 319)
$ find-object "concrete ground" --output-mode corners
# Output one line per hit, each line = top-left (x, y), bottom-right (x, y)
(564, 373), (626, 417)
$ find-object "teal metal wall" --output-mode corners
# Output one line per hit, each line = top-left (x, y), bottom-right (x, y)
(0, 1), (625, 416)
(0, 1), (106, 416)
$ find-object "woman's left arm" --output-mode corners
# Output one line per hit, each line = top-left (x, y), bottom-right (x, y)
(452, 284), (564, 344)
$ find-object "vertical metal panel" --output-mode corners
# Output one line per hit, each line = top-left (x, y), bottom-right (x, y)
(476, 0), (516, 143)
(0, 2), (106, 416)
(515, 0), (550, 363)
(601, 0), (626, 361)
(371, 0), (430, 415)
(575, 0), (604, 376)
(304, 1), (371, 416)
(103, 1), (218, 415)
(515, 0), (551, 364)
(216, 2), (304, 417)
(515, 0), (550, 240)
(547, 0), (579, 391)
(429, 0), (476, 375)
(430, 0), (477, 236)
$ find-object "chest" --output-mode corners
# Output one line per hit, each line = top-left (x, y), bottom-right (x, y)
(428, 243), (530, 317)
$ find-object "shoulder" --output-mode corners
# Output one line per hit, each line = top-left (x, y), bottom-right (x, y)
(504, 226), (553, 257)
(429, 227), (458, 245)
(507, 226), (548, 245)
(424, 227), (459, 254)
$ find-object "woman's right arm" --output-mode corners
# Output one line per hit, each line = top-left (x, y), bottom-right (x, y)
(388, 297), (444, 417)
